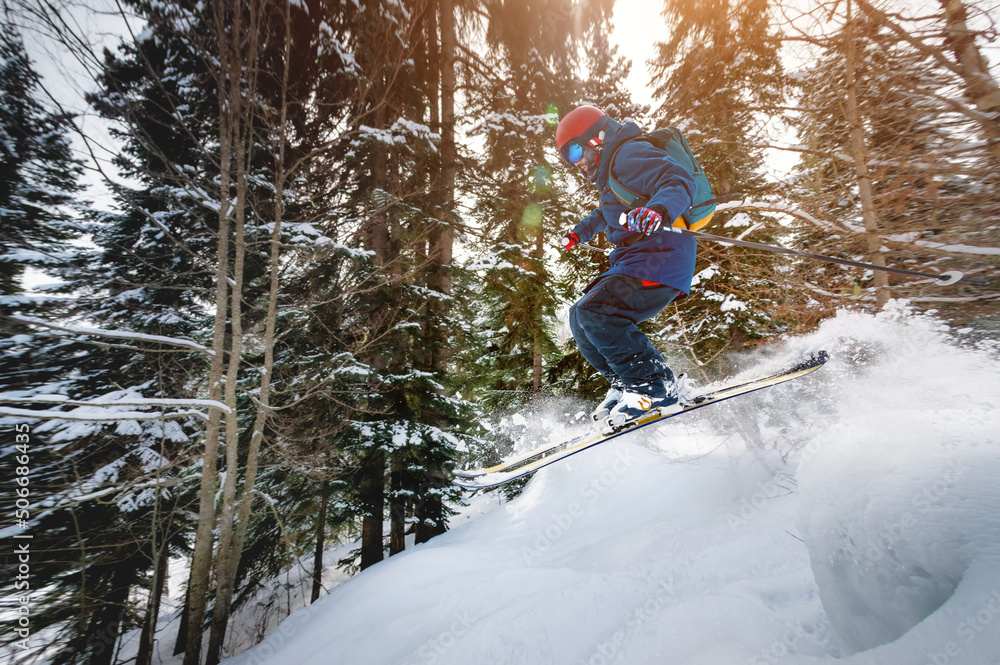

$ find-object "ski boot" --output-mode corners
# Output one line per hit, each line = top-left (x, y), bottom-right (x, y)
(603, 390), (679, 434)
(591, 385), (623, 423)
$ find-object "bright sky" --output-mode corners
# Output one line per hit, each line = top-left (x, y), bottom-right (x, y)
(608, 0), (802, 180)
(610, 0), (667, 107)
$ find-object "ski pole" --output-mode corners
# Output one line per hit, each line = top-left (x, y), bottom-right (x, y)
(677, 227), (965, 285)
(611, 213), (968, 286)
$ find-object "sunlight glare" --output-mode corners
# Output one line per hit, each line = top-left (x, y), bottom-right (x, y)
(610, 0), (666, 106)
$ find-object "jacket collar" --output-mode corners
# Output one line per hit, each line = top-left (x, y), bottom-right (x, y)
(595, 119), (642, 189)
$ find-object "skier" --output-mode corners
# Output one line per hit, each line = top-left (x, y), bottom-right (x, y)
(557, 104), (698, 429)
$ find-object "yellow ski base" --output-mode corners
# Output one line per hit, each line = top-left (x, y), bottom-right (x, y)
(454, 352), (829, 490)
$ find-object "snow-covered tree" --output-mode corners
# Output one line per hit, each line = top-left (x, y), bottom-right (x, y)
(461, 0), (621, 409)
(785, 0), (999, 317)
(645, 0), (794, 370)
(0, 21), (83, 295)
(0, 18), (88, 410)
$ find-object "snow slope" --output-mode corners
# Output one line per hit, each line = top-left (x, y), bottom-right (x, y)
(225, 303), (1000, 665)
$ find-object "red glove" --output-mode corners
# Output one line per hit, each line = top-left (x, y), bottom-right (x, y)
(621, 207), (664, 235)
(562, 231), (580, 250)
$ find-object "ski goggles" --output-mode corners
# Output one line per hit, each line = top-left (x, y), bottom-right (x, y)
(561, 140), (585, 163)
(562, 139), (597, 165)
(559, 131), (604, 164)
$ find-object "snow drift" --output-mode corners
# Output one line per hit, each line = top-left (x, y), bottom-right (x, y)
(224, 302), (1000, 665)
(792, 304), (1000, 662)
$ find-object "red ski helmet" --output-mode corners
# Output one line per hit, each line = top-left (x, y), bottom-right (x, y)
(556, 105), (609, 162)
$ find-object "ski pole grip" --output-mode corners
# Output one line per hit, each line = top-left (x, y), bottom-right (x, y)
(619, 212), (670, 234)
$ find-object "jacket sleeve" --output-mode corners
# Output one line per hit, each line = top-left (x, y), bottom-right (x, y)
(572, 207), (605, 244)
(613, 141), (698, 224)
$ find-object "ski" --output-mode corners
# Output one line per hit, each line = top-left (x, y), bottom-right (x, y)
(453, 351), (829, 490)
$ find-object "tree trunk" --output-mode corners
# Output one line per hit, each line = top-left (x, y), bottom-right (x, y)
(183, 0), (235, 651)
(844, 1), (890, 308)
(358, 23), (391, 564)
(218, 0), (292, 643)
(425, 0), (456, 367)
(311, 477), (331, 603)
(533, 336), (543, 391)
(433, 0), (456, 300)
(206, 0), (259, 660)
(173, 587), (190, 656)
(426, 0), (440, 131)
(389, 452), (407, 556)
(136, 539), (170, 665)
(87, 563), (131, 665)
(409, 0), (458, 545)
(370, 111), (390, 265)
(360, 449), (386, 570)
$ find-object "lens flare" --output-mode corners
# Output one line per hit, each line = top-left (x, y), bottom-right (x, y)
(522, 203), (543, 230)
(530, 164), (552, 194)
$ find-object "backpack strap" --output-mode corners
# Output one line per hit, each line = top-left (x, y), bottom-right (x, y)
(602, 132), (733, 231)
(602, 138), (649, 208)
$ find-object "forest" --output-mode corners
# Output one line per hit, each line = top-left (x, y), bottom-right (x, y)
(0, 0), (997, 662)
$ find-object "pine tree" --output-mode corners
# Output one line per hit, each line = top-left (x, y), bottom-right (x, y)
(1, 3), (221, 661)
(0, 21), (83, 295)
(0, 20), (82, 663)
(788, 4), (998, 316)
(237, 0), (476, 584)
(462, 0), (616, 408)
(0, 18), (86, 401)
(647, 0), (795, 371)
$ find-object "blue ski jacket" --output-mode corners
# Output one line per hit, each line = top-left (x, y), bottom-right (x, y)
(570, 118), (699, 296)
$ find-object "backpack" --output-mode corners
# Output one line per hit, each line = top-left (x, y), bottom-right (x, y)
(603, 127), (718, 231)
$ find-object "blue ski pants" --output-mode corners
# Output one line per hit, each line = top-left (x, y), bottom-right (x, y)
(569, 274), (681, 397)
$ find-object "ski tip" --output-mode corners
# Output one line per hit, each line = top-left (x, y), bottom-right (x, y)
(452, 469), (483, 479)
(935, 271), (964, 286)
(790, 350), (830, 372)
(453, 475), (506, 491)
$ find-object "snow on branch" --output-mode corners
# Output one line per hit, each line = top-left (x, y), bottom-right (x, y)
(913, 240), (1000, 257)
(885, 233), (1000, 256)
(8, 314), (214, 355)
(716, 201), (862, 234)
(0, 395), (231, 413)
(745, 142), (854, 164)
(720, 203), (1000, 251)
(0, 405), (211, 423)
(747, 141), (987, 172)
